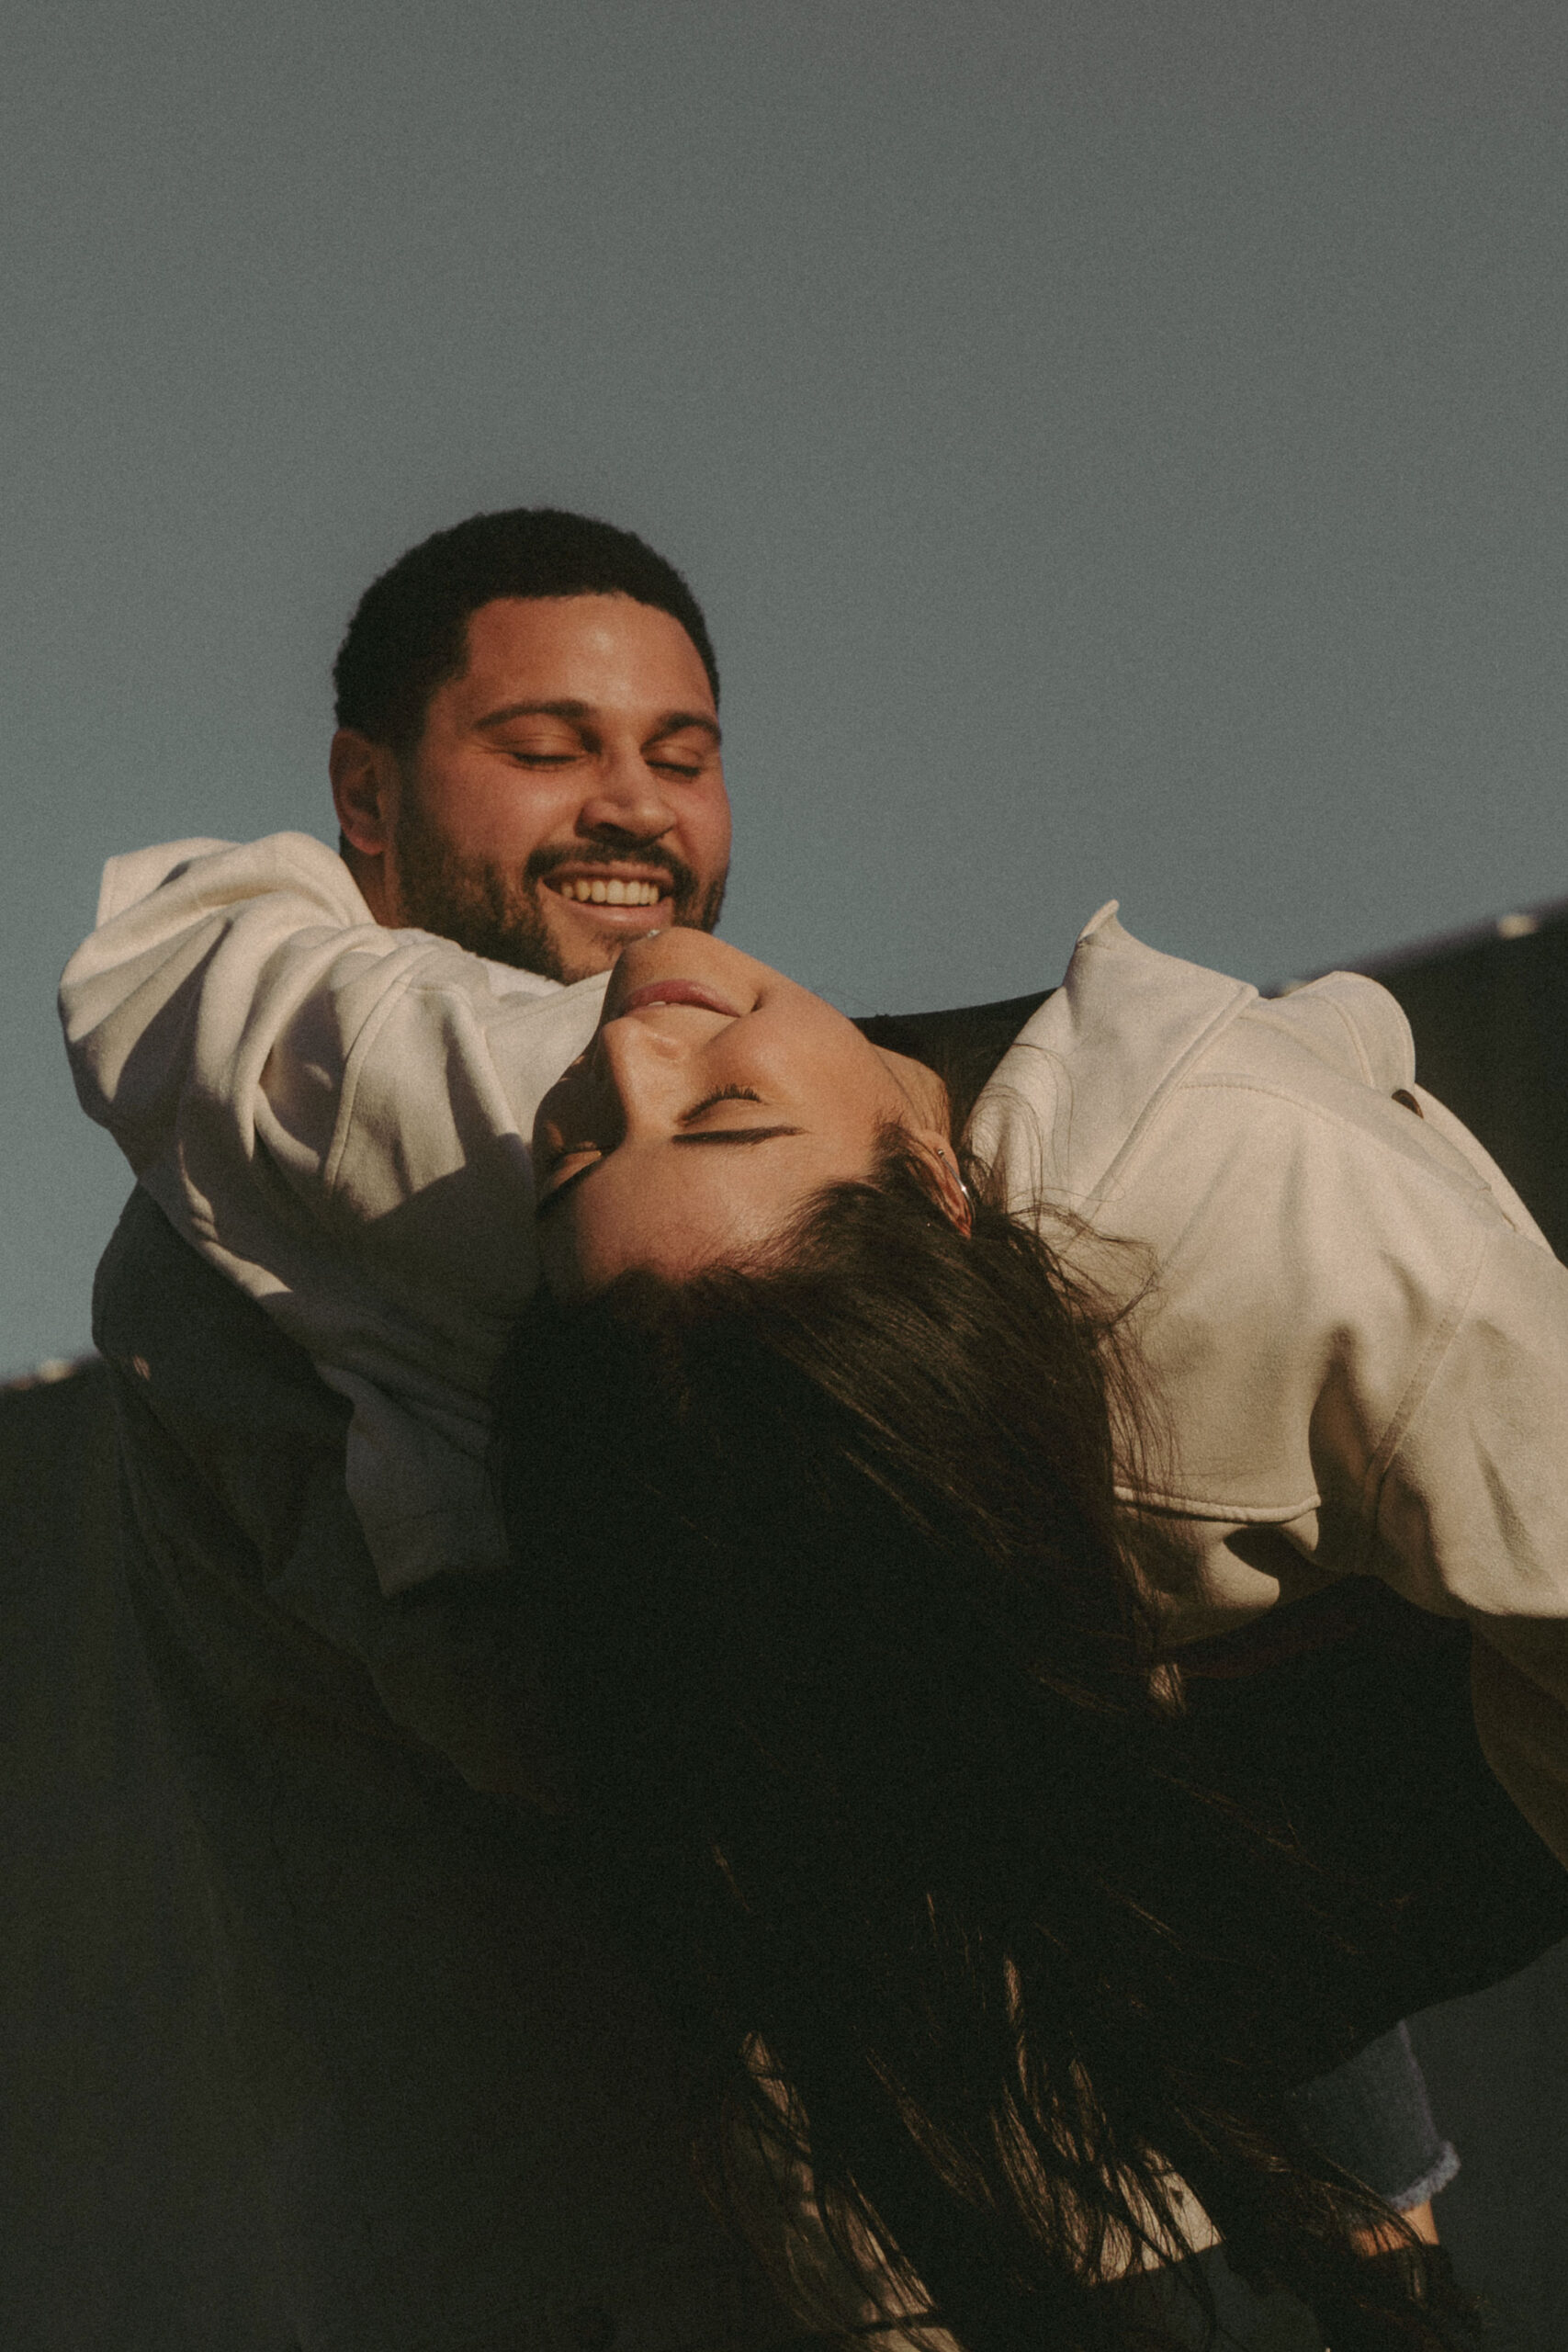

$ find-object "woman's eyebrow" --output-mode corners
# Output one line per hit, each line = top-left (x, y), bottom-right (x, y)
(669, 1127), (805, 1148)
(534, 1125), (807, 1216)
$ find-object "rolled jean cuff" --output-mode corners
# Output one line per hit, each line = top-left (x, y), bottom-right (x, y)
(1386, 2138), (1460, 2212)
(1288, 2021), (1459, 2211)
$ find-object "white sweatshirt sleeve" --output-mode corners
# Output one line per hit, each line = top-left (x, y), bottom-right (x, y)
(61, 831), (609, 1592)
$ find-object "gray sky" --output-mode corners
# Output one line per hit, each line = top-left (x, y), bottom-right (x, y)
(6, 0), (1567, 1373)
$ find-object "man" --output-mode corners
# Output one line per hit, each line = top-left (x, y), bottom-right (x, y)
(62, 508), (1461, 2348)
(328, 509), (729, 981)
(62, 511), (785, 2352)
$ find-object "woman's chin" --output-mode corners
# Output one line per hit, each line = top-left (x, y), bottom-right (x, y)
(605, 928), (772, 1009)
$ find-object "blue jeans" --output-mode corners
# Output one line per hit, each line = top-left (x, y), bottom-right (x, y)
(1289, 2021), (1459, 2211)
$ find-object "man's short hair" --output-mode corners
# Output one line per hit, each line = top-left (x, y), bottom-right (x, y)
(333, 508), (720, 753)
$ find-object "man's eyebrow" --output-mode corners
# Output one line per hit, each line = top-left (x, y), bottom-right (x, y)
(475, 697), (592, 729)
(474, 697), (721, 744)
(649, 709), (722, 746)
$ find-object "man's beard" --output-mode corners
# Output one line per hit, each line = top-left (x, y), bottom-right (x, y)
(390, 797), (728, 984)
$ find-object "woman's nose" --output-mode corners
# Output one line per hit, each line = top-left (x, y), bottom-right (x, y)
(592, 1012), (687, 1126)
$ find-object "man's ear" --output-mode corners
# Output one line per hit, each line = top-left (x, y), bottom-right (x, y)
(330, 729), (404, 922)
(905, 1128), (974, 1236)
(330, 729), (399, 857)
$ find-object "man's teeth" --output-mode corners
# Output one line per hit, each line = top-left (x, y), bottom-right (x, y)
(555, 878), (663, 907)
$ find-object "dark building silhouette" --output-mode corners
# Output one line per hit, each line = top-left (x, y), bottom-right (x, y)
(6, 902), (1568, 2349)
(1345, 901), (1568, 2352)
(0, 1360), (288, 2351)
(1339, 897), (1568, 1259)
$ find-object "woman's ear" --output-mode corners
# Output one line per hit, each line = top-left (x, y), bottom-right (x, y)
(905, 1128), (974, 1236)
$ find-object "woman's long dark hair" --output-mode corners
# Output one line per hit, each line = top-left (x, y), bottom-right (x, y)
(491, 1141), (1455, 2352)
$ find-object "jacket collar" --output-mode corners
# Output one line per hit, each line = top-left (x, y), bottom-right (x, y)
(968, 903), (1258, 1211)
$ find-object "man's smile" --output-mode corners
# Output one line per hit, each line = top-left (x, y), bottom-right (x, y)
(541, 861), (671, 921)
(550, 876), (663, 908)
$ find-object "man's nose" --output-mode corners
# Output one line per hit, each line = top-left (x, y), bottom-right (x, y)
(578, 743), (678, 843)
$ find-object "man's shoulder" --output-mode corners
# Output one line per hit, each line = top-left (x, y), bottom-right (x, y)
(852, 989), (1054, 1063)
(853, 992), (1055, 1134)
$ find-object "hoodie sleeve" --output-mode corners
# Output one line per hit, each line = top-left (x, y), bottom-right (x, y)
(61, 831), (604, 1300)
(62, 832), (376, 1189)
(60, 832), (608, 1595)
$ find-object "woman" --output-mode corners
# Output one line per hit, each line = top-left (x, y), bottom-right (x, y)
(490, 906), (1568, 2352)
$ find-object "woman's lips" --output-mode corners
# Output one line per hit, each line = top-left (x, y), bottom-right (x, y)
(615, 978), (741, 1018)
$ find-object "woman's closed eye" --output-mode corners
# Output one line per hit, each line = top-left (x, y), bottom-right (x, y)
(536, 1090), (810, 1217)
(535, 1145), (604, 1216)
(670, 1083), (807, 1150)
(540, 1139), (600, 1178)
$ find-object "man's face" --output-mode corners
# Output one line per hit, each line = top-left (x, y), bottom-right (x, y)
(355, 594), (730, 983)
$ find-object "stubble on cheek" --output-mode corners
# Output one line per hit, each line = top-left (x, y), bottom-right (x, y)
(390, 797), (728, 984)
(390, 795), (570, 977)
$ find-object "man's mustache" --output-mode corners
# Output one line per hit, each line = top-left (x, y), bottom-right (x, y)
(524, 842), (704, 901)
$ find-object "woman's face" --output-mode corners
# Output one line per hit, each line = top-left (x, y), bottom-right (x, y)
(533, 932), (950, 1292)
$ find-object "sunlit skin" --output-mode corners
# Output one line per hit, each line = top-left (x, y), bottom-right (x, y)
(533, 931), (968, 1294)
(330, 594), (731, 982)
